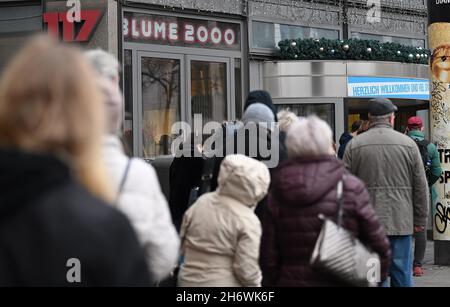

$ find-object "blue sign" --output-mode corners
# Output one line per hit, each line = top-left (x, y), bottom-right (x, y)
(347, 77), (429, 100)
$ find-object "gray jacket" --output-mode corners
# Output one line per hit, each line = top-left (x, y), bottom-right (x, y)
(343, 123), (429, 236)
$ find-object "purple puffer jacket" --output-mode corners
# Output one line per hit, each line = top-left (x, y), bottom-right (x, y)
(260, 156), (391, 287)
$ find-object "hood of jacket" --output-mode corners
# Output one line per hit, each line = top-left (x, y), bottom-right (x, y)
(0, 148), (71, 220)
(407, 130), (425, 141)
(271, 156), (346, 207)
(339, 132), (353, 146)
(216, 154), (270, 208)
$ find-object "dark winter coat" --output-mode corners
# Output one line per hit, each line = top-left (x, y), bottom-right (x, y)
(209, 124), (287, 219)
(260, 156), (391, 287)
(0, 148), (152, 286)
(337, 132), (353, 159)
(169, 145), (204, 231)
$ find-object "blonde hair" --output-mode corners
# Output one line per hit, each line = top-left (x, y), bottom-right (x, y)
(286, 115), (334, 157)
(0, 35), (113, 202)
(277, 109), (299, 132)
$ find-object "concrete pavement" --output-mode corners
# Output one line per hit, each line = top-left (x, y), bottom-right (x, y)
(414, 241), (450, 287)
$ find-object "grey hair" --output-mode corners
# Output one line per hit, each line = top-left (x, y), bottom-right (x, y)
(85, 49), (122, 135)
(287, 115), (334, 157)
(277, 109), (299, 133)
(84, 49), (119, 81)
(369, 113), (394, 125)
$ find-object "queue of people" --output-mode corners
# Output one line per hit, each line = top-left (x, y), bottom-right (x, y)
(0, 36), (434, 287)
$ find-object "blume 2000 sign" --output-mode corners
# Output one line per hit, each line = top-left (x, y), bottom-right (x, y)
(122, 12), (241, 50)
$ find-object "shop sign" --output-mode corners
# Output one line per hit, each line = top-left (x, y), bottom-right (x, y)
(347, 77), (430, 100)
(123, 12), (240, 51)
(43, 0), (106, 42)
(43, 9), (104, 42)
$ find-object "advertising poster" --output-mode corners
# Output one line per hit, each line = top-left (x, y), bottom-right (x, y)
(429, 0), (450, 240)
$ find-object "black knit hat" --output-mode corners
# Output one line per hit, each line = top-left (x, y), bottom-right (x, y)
(244, 90), (278, 121)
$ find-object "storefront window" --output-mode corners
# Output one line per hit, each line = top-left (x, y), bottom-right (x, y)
(276, 103), (336, 135)
(141, 57), (181, 158)
(252, 21), (339, 50)
(252, 21), (275, 49)
(351, 32), (425, 48)
(123, 49), (133, 156)
(0, 4), (42, 71)
(125, 10), (243, 158)
(190, 60), (227, 123)
(280, 24), (338, 41)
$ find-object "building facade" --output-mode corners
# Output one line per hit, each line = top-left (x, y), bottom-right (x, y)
(0, 0), (429, 157)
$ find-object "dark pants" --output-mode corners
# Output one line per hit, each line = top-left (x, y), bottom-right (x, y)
(414, 230), (427, 267)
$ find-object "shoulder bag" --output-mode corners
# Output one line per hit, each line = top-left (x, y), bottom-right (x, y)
(310, 176), (381, 287)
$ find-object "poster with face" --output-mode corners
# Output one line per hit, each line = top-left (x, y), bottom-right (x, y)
(429, 0), (450, 240)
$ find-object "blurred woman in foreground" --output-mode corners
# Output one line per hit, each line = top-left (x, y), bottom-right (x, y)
(0, 36), (151, 286)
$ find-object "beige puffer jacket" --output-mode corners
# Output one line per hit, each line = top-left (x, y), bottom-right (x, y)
(177, 154), (270, 287)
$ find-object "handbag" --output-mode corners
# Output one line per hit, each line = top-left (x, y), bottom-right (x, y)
(310, 176), (380, 287)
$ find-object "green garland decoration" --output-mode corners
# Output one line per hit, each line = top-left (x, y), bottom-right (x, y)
(277, 38), (430, 65)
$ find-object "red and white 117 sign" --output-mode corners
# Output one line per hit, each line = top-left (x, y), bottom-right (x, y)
(43, 10), (104, 42)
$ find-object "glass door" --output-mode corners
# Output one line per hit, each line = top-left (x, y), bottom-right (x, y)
(138, 51), (185, 158)
(136, 53), (232, 158)
(187, 56), (231, 126)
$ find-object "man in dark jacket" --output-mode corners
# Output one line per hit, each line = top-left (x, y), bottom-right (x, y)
(344, 98), (429, 287)
(245, 90), (279, 121)
(244, 90), (288, 162)
(169, 134), (206, 231)
(210, 101), (283, 220)
(211, 90), (288, 190)
(406, 116), (442, 277)
(337, 120), (362, 159)
(0, 149), (152, 286)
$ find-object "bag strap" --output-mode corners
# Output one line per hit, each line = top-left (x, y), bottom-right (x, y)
(336, 175), (346, 227)
(116, 159), (132, 204)
(199, 156), (215, 195)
